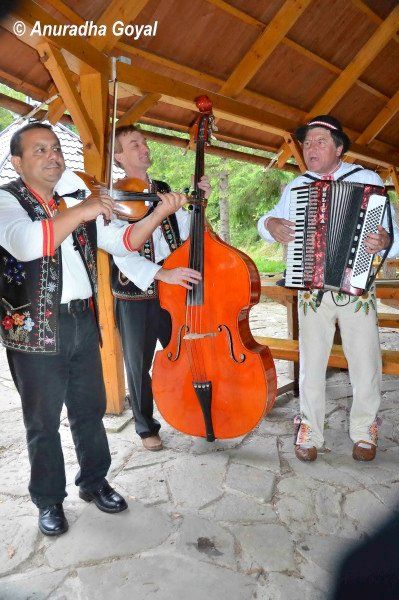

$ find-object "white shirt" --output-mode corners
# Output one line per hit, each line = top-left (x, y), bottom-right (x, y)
(257, 162), (399, 258)
(0, 170), (133, 303)
(113, 206), (191, 292)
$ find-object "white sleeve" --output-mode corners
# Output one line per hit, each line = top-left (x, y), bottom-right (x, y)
(384, 202), (399, 258)
(113, 252), (162, 291)
(175, 207), (191, 241)
(96, 216), (132, 257)
(257, 183), (292, 243)
(0, 190), (45, 261)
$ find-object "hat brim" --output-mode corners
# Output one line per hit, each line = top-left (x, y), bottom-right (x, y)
(294, 124), (350, 154)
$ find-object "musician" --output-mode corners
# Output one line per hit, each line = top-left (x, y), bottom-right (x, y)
(0, 122), (187, 535)
(258, 115), (399, 463)
(111, 125), (211, 451)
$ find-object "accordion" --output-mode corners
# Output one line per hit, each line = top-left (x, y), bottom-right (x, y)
(285, 180), (391, 296)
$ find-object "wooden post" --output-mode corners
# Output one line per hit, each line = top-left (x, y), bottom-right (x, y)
(80, 72), (126, 414)
(286, 294), (299, 396)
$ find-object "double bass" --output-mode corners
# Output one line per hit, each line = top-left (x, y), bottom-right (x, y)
(152, 96), (277, 441)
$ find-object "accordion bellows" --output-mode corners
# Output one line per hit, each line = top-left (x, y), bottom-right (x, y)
(286, 181), (389, 296)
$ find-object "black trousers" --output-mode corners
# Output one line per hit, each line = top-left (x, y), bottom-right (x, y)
(7, 309), (111, 508)
(115, 298), (171, 438)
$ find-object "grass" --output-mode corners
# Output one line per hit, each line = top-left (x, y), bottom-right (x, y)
(240, 240), (285, 274)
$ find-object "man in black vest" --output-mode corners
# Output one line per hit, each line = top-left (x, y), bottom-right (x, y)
(111, 125), (211, 451)
(0, 122), (187, 535)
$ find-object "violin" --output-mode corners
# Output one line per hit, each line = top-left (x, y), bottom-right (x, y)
(74, 171), (203, 222)
(151, 96), (277, 441)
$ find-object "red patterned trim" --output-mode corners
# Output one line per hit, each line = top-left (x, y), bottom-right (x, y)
(41, 219), (54, 256)
(123, 223), (137, 252)
(307, 120), (338, 130)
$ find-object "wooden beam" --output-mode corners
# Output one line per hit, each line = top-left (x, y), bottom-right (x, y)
(279, 135), (306, 172)
(37, 42), (100, 155)
(41, 0), (84, 24)
(281, 38), (389, 102)
(91, 0), (152, 53)
(309, 5), (399, 117)
(0, 67), (49, 100)
(117, 61), (296, 137)
(351, 0), (399, 44)
(356, 88), (399, 145)
(0, 91), (73, 124)
(46, 95), (66, 124)
(5, 0), (109, 76)
(117, 93), (161, 127)
(117, 62), (399, 168)
(78, 70), (126, 414)
(219, 0), (312, 97)
(203, 0), (264, 29)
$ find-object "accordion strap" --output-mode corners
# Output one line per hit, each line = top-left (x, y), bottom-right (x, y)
(303, 167), (364, 182)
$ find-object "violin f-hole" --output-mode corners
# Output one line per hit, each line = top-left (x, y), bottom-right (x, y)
(167, 324), (189, 361)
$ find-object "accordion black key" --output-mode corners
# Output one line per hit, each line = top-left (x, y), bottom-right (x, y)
(285, 180), (391, 296)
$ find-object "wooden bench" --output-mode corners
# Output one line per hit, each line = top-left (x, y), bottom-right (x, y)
(255, 336), (399, 376)
(378, 312), (399, 328)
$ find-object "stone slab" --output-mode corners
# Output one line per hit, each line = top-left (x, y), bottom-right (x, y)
(228, 435), (280, 474)
(225, 462), (275, 502)
(232, 523), (295, 572)
(0, 568), (67, 600)
(75, 555), (256, 600)
(45, 500), (173, 569)
(257, 573), (323, 600)
(200, 492), (278, 523)
(103, 411), (132, 433)
(0, 512), (38, 576)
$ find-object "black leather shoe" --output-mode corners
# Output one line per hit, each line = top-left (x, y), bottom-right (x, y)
(38, 504), (68, 536)
(79, 480), (128, 513)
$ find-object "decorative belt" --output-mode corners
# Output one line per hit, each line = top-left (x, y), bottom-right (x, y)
(59, 298), (91, 315)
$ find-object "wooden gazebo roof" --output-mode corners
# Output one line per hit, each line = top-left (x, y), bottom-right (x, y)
(0, 0), (399, 183)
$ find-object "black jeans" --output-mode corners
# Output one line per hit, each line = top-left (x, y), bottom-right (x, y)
(115, 298), (171, 438)
(7, 309), (111, 508)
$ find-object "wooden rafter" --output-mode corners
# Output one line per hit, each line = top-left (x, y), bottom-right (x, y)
(117, 93), (161, 128)
(5, 0), (109, 76)
(46, 96), (66, 124)
(203, 0), (263, 29)
(41, 0), (84, 24)
(351, 0), (399, 44)
(37, 42), (100, 154)
(278, 3), (399, 168)
(117, 42), (305, 120)
(91, 0), (152, 53)
(200, 0), (389, 102)
(309, 5), (399, 117)
(117, 61), (399, 168)
(390, 167), (399, 197)
(356, 88), (399, 145)
(219, 0), (312, 97)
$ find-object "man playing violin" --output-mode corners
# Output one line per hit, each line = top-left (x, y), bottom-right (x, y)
(0, 122), (187, 536)
(111, 125), (211, 451)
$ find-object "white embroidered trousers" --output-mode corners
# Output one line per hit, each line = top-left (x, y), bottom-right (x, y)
(297, 290), (381, 447)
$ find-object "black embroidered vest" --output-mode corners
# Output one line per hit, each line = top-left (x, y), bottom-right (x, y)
(111, 179), (182, 301)
(0, 178), (98, 354)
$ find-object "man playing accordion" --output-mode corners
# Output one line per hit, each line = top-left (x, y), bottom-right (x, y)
(258, 115), (399, 462)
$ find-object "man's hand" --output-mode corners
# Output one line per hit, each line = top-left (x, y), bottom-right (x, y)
(364, 225), (390, 254)
(153, 192), (187, 221)
(77, 191), (115, 223)
(155, 267), (202, 290)
(197, 175), (211, 199)
(266, 217), (295, 243)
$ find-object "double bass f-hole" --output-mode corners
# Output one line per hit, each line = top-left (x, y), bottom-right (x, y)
(167, 324), (189, 362)
(217, 325), (246, 364)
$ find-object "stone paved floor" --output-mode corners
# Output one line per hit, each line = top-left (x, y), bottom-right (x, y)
(0, 300), (398, 599)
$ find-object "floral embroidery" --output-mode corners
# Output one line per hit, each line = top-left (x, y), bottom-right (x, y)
(350, 290), (376, 315)
(294, 415), (312, 445)
(369, 417), (381, 445)
(298, 290), (319, 315)
(12, 313), (25, 326)
(23, 317), (35, 332)
(1, 315), (14, 331)
(3, 256), (26, 285)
